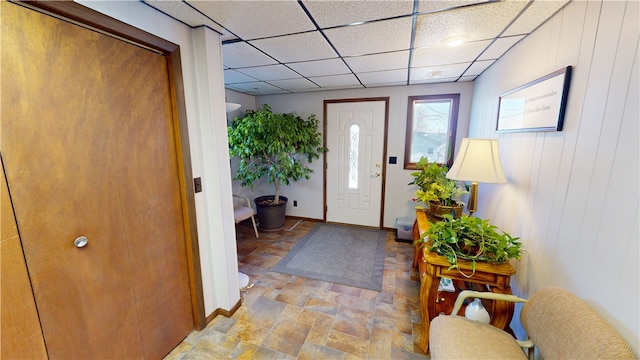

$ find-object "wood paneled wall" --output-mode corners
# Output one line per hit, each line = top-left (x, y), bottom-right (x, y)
(468, 0), (639, 354)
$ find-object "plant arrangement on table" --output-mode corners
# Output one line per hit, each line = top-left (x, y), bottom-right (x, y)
(417, 214), (522, 278)
(409, 156), (467, 218)
(228, 104), (327, 231)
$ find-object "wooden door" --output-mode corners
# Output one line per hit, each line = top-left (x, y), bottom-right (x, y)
(1, 2), (193, 358)
(1, 159), (48, 359)
(325, 100), (388, 227)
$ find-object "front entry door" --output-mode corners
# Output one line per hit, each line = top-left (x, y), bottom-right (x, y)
(325, 99), (388, 227)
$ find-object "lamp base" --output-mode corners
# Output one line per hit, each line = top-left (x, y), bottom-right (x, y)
(468, 182), (478, 217)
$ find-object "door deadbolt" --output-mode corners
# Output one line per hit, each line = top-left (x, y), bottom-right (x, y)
(74, 236), (88, 248)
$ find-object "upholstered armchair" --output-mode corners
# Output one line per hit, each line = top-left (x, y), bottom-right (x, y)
(429, 287), (634, 360)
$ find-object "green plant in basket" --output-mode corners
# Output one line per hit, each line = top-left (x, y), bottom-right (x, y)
(416, 214), (522, 278)
(409, 157), (466, 207)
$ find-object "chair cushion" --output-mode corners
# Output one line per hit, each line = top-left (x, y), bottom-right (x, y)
(429, 315), (528, 360)
(521, 287), (634, 359)
(233, 206), (254, 223)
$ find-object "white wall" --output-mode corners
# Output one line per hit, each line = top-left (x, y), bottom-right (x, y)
(191, 27), (239, 313)
(231, 82), (473, 228)
(469, 0), (639, 355)
(76, 1), (239, 316)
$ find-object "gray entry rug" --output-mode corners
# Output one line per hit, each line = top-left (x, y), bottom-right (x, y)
(271, 223), (386, 291)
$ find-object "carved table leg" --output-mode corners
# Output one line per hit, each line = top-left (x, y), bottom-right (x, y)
(418, 267), (440, 353)
(489, 285), (515, 331)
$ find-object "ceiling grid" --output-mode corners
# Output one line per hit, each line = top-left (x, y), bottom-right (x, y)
(143, 0), (570, 95)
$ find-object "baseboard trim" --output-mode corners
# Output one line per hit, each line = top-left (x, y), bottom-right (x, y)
(285, 215), (322, 222)
(205, 299), (242, 324)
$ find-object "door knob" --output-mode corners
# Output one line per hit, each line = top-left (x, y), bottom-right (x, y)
(74, 236), (88, 248)
(371, 172), (381, 178)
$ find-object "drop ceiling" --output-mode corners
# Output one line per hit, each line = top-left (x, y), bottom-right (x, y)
(143, 0), (569, 96)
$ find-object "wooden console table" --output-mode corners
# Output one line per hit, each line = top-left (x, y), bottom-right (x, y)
(413, 209), (516, 354)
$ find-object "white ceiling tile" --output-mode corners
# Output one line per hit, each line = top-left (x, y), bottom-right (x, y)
(221, 33), (240, 42)
(410, 77), (461, 85)
(325, 17), (413, 56)
(286, 58), (351, 77)
(411, 40), (491, 68)
(249, 32), (337, 63)
(309, 73), (361, 87)
(236, 65), (301, 81)
(227, 81), (288, 95)
(144, 0), (224, 33)
(410, 63), (471, 82)
(364, 81), (408, 89)
(323, 84), (366, 91)
(303, 0), (413, 28)
(224, 69), (258, 84)
(414, 1), (526, 48)
(503, 1), (569, 36)
(479, 35), (526, 60)
(187, 1), (314, 40)
(464, 59), (494, 76)
(222, 42), (278, 68)
(225, 84), (251, 93)
(358, 69), (408, 86)
(268, 78), (320, 92)
(416, 1), (492, 13)
(255, 88), (291, 95)
(344, 51), (410, 73)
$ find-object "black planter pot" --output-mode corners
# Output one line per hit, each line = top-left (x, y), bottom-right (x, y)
(254, 195), (288, 231)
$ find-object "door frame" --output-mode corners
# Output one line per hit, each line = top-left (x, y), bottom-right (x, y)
(323, 97), (390, 228)
(20, 0), (206, 330)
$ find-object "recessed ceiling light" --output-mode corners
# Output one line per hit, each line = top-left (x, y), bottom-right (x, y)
(444, 36), (468, 47)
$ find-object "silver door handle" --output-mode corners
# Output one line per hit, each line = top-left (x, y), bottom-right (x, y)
(74, 236), (88, 248)
(371, 172), (381, 178)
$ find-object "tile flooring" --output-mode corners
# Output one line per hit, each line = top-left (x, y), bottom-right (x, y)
(165, 219), (428, 359)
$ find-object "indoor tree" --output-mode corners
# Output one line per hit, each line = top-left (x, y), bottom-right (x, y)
(227, 104), (327, 205)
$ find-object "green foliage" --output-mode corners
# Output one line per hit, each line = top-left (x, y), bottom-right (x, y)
(409, 157), (466, 206)
(227, 104), (327, 202)
(417, 214), (522, 277)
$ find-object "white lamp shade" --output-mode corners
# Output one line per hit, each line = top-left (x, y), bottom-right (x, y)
(447, 138), (507, 183)
(225, 102), (241, 113)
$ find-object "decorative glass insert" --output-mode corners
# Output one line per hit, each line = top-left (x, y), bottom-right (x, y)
(349, 124), (359, 189)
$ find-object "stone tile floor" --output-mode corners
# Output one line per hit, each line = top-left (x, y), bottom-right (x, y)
(164, 219), (428, 359)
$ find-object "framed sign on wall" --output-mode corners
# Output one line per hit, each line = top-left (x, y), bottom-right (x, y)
(496, 66), (572, 133)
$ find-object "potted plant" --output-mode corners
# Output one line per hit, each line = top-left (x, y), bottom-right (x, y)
(417, 214), (522, 277)
(228, 104), (327, 231)
(409, 156), (467, 218)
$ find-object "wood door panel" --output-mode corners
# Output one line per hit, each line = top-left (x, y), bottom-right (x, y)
(98, 28), (194, 358)
(2, 2), (193, 358)
(1, 161), (48, 359)
(2, 4), (144, 358)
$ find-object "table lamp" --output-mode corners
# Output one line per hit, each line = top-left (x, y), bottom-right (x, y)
(446, 138), (507, 216)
